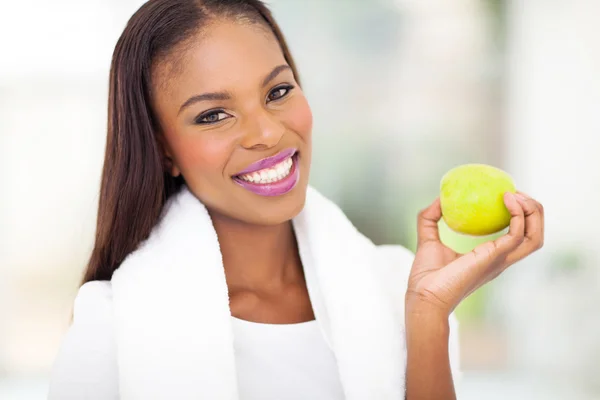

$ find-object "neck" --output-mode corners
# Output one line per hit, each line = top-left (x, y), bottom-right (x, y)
(209, 211), (303, 291)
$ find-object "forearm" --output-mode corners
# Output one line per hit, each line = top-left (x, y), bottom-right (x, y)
(405, 309), (456, 400)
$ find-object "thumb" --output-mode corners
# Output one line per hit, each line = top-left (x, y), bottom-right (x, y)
(417, 198), (443, 245)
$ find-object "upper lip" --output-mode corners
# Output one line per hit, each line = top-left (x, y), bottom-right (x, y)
(234, 148), (297, 176)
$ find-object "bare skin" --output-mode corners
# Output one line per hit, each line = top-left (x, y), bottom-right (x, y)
(405, 191), (544, 399)
(151, 20), (313, 324)
(213, 214), (314, 323)
(150, 18), (546, 399)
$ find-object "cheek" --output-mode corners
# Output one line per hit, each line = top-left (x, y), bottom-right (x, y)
(170, 131), (234, 179)
(285, 96), (313, 141)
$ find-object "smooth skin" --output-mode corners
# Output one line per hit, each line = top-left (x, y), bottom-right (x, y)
(406, 191), (544, 399)
(150, 18), (545, 399)
(151, 20), (314, 324)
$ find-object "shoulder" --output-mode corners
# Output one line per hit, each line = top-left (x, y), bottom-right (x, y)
(373, 244), (462, 382)
(73, 280), (114, 319)
(375, 244), (415, 274)
(372, 244), (415, 303)
(48, 281), (119, 400)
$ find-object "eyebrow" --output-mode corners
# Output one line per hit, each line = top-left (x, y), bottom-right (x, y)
(178, 91), (232, 115)
(261, 64), (291, 88)
(178, 64), (292, 115)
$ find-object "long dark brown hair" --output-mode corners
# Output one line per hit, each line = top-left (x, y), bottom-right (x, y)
(82, 0), (300, 283)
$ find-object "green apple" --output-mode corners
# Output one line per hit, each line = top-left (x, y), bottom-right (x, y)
(440, 164), (516, 236)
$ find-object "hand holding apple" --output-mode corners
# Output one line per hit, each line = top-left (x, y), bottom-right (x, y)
(405, 164), (545, 317)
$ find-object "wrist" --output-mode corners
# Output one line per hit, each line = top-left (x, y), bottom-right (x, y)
(404, 312), (455, 400)
(405, 311), (451, 358)
(405, 310), (450, 335)
(405, 290), (452, 321)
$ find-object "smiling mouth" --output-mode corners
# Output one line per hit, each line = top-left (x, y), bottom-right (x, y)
(233, 153), (297, 185)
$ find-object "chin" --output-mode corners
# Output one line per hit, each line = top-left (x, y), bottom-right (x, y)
(201, 180), (309, 227)
(227, 152), (311, 226)
(236, 183), (309, 226)
(197, 150), (312, 226)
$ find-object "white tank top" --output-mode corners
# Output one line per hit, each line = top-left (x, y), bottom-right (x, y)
(232, 317), (345, 400)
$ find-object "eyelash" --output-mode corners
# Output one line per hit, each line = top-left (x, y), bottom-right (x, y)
(267, 84), (294, 102)
(194, 84), (295, 125)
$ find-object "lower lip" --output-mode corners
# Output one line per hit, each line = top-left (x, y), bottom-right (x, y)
(233, 154), (300, 197)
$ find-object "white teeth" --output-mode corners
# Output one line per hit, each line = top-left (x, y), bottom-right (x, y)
(237, 155), (295, 184)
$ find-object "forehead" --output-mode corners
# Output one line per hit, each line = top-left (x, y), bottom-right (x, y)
(153, 20), (287, 100)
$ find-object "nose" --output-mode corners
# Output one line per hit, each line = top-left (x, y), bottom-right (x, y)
(240, 109), (285, 150)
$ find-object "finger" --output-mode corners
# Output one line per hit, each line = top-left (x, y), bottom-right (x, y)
(539, 202), (544, 241)
(466, 195), (545, 292)
(505, 193), (544, 265)
(417, 198), (442, 245)
(517, 191), (544, 235)
(516, 192), (543, 240)
(432, 193), (525, 291)
(491, 192), (526, 255)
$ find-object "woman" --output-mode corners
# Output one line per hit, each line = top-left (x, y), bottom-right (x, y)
(48, 0), (544, 399)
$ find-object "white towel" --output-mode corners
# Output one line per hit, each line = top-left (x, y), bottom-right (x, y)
(111, 185), (406, 399)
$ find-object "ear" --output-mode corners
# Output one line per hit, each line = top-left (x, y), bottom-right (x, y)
(164, 153), (181, 177)
(157, 133), (181, 177)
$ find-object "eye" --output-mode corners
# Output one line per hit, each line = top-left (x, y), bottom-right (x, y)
(267, 85), (294, 102)
(195, 110), (231, 125)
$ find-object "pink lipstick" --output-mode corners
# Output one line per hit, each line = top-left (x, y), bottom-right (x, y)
(233, 148), (299, 197)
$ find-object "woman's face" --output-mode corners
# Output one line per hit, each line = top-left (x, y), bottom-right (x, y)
(151, 20), (312, 226)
